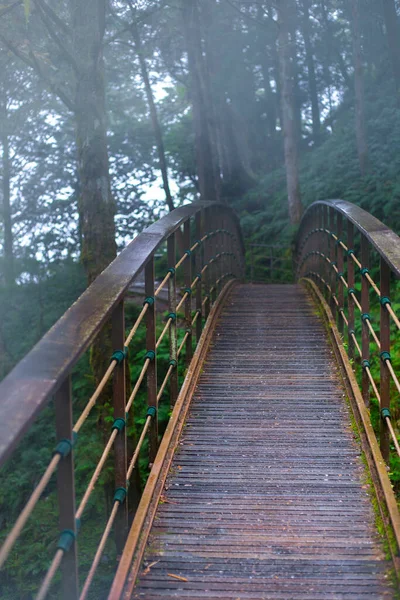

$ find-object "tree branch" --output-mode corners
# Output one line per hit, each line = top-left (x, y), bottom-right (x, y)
(0, 0), (22, 18)
(33, 0), (70, 35)
(28, 50), (76, 111)
(0, 33), (76, 112)
(33, 0), (79, 76)
(104, 0), (170, 46)
(0, 32), (36, 70)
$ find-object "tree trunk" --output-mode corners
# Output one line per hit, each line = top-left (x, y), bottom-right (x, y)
(181, 0), (219, 202)
(381, 0), (400, 92)
(277, 0), (303, 225)
(320, 0), (351, 89)
(71, 0), (116, 285)
(71, 0), (117, 428)
(131, 21), (175, 213)
(351, 0), (369, 176)
(200, 0), (224, 199)
(302, 0), (321, 142)
(257, 7), (277, 138)
(0, 96), (14, 286)
(287, 0), (302, 147)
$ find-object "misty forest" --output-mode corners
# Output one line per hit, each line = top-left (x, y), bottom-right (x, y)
(1, 0), (400, 598)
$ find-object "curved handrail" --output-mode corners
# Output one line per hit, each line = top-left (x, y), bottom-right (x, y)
(0, 202), (244, 465)
(298, 199), (400, 277)
(296, 198), (400, 560)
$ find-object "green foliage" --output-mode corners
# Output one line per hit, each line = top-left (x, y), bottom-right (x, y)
(0, 259), (86, 380)
(236, 78), (400, 250)
(0, 260), (193, 598)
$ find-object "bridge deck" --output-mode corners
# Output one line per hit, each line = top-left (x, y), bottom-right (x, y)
(131, 284), (393, 599)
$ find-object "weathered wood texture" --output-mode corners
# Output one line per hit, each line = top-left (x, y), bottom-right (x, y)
(132, 284), (393, 599)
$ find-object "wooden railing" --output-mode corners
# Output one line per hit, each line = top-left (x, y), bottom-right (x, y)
(0, 202), (245, 599)
(296, 199), (400, 558)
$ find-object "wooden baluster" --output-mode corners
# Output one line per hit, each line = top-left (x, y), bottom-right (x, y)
(329, 207), (337, 320)
(361, 236), (370, 408)
(337, 213), (344, 335)
(145, 257), (158, 463)
(195, 212), (203, 344)
(183, 219), (193, 365)
(380, 258), (390, 463)
(323, 205), (329, 302)
(112, 301), (128, 553)
(55, 377), (79, 600)
(204, 214), (211, 320)
(168, 234), (178, 407)
(347, 222), (355, 361)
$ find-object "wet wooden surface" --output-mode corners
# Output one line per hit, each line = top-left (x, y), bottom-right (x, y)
(132, 284), (393, 599)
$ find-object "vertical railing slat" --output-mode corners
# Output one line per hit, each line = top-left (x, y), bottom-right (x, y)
(195, 212), (203, 344)
(347, 222), (355, 361)
(55, 376), (79, 600)
(337, 213), (344, 335)
(112, 301), (128, 553)
(329, 207), (337, 320)
(183, 220), (193, 365)
(145, 257), (158, 463)
(323, 205), (329, 303)
(204, 213), (211, 320)
(380, 257), (391, 463)
(168, 234), (178, 407)
(361, 236), (370, 408)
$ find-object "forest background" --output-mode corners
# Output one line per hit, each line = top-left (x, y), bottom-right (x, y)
(1, 0), (400, 597)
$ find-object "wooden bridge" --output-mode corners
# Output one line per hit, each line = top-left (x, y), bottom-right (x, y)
(1, 201), (400, 599)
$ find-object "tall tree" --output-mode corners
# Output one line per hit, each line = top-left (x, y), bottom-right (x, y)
(256, 5), (278, 139)
(0, 0), (116, 284)
(0, 90), (13, 285)
(181, 0), (220, 201)
(381, 0), (400, 93)
(301, 0), (321, 142)
(276, 0), (303, 224)
(71, 0), (116, 283)
(130, 18), (175, 212)
(287, 0), (303, 146)
(351, 0), (369, 175)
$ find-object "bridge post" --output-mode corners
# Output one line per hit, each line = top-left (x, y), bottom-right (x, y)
(183, 220), (193, 365)
(329, 207), (337, 320)
(204, 216), (211, 320)
(55, 376), (79, 600)
(347, 222), (355, 360)
(112, 300), (128, 552)
(313, 206), (320, 285)
(145, 257), (158, 463)
(323, 205), (329, 301)
(317, 205), (324, 285)
(337, 213), (344, 335)
(361, 237), (370, 408)
(210, 212), (217, 304)
(168, 234), (178, 407)
(195, 212), (203, 344)
(380, 257), (391, 463)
